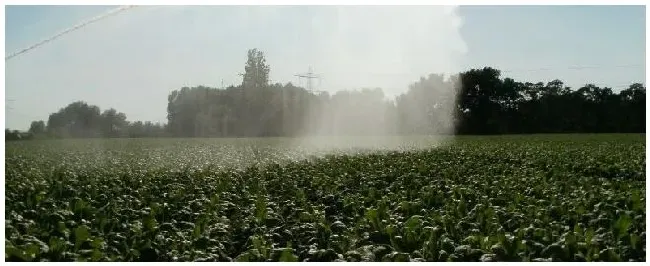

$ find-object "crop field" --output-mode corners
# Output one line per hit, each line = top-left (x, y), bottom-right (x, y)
(4, 134), (646, 262)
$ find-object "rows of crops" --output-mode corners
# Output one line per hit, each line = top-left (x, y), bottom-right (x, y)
(4, 134), (646, 261)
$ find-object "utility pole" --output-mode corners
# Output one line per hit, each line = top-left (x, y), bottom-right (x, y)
(294, 67), (321, 93)
(238, 72), (245, 86)
(293, 67), (326, 135)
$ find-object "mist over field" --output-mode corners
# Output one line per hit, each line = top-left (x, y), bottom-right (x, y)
(6, 5), (467, 150)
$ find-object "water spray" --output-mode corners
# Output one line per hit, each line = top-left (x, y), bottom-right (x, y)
(5, 5), (138, 61)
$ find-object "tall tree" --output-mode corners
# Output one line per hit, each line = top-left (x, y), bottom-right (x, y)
(242, 48), (270, 88)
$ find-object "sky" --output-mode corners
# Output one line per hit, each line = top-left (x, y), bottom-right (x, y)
(4, 5), (646, 130)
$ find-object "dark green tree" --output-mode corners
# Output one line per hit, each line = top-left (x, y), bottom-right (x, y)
(28, 120), (46, 135)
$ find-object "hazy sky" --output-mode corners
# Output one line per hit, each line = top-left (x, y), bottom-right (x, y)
(4, 5), (646, 130)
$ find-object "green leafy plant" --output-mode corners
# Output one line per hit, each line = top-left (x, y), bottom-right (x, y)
(4, 135), (646, 261)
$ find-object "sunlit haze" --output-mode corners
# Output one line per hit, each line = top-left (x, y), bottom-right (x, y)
(5, 5), (646, 130)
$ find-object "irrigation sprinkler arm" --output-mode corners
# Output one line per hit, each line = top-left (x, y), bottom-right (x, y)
(5, 5), (138, 61)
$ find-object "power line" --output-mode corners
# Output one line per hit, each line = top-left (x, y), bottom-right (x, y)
(500, 64), (644, 73)
(322, 64), (644, 77)
(5, 109), (44, 120)
(5, 5), (138, 61)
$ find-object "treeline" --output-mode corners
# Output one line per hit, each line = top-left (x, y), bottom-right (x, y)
(165, 48), (646, 136)
(8, 48), (645, 140)
(12, 101), (167, 140)
(455, 68), (645, 134)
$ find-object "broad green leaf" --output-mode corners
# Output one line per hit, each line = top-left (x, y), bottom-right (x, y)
(74, 225), (91, 249)
(278, 248), (298, 262)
